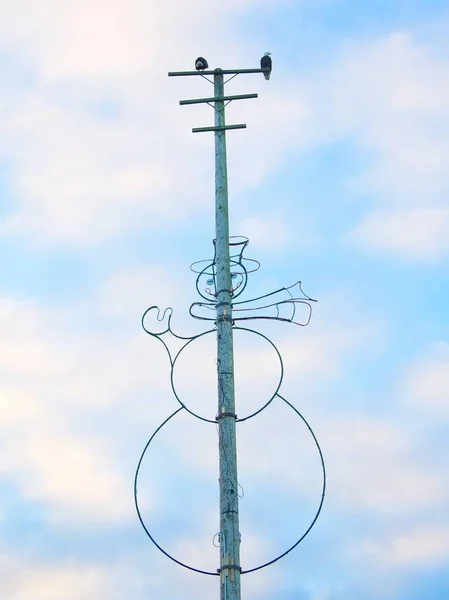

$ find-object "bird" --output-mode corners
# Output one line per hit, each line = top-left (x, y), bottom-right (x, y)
(195, 57), (209, 71)
(260, 52), (272, 80)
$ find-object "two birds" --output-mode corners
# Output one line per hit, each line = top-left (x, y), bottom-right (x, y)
(195, 52), (272, 80)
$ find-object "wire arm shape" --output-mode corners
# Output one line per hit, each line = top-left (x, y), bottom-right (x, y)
(190, 281), (316, 326)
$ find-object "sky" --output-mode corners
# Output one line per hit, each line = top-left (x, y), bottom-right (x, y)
(0, 0), (448, 598)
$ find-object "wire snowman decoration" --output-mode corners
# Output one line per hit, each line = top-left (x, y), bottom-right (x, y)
(134, 236), (326, 575)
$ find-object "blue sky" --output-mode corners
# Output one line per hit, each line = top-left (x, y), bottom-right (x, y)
(0, 1), (448, 599)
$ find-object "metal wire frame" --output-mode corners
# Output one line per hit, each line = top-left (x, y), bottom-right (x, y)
(190, 236), (260, 301)
(172, 326), (284, 423)
(137, 238), (325, 576)
(190, 280), (315, 327)
(133, 395), (326, 576)
(141, 318), (285, 423)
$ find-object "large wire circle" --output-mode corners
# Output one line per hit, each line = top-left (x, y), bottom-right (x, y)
(134, 407), (217, 576)
(170, 326), (284, 423)
(134, 394), (326, 575)
(241, 394), (326, 574)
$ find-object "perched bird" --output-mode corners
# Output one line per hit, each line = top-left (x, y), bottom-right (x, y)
(195, 57), (209, 71)
(260, 52), (272, 80)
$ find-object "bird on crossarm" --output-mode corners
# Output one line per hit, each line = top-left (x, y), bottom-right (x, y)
(260, 52), (272, 80)
(195, 57), (209, 71)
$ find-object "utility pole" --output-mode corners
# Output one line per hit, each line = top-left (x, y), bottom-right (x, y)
(168, 64), (266, 600)
(135, 59), (325, 600)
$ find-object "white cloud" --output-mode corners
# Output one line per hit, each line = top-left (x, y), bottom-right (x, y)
(0, 293), (168, 525)
(0, 9), (448, 599)
(0, 0), (302, 245)
(347, 208), (449, 260)
(0, 552), (176, 600)
(236, 210), (321, 255)
(401, 341), (449, 416)
(0, 297), (75, 377)
(311, 31), (449, 260)
(362, 525), (449, 568)
(2, 428), (132, 524)
(324, 32), (449, 202)
(98, 264), (182, 320)
(0, 1), (248, 81)
(319, 411), (447, 515)
(0, 388), (43, 426)
(238, 213), (293, 251)
(2, 11), (449, 261)
(0, 85), (194, 243)
(1, 561), (111, 600)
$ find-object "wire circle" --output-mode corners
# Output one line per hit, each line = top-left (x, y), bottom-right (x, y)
(241, 394), (326, 574)
(134, 395), (326, 576)
(170, 326), (284, 423)
(134, 406), (220, 576)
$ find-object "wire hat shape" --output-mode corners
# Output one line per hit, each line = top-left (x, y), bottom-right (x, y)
(191, 236), (260, 301)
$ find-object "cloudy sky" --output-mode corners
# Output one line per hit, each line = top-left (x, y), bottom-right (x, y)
(1, 0), (448, 598)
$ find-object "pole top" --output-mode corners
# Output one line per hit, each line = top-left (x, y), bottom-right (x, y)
(168, 68), (265, 77)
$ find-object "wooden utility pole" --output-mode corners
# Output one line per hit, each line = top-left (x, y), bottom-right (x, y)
(169, 63), (267, 600)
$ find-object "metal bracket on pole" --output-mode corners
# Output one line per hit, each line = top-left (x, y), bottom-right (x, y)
(180, 94), (258, 105)
(216, 412), (238, 421)
(168, 68), (265, 77)
(172, 67), (263, 137)
(192, 124), (246, 134)
(217, 565), (242, 573)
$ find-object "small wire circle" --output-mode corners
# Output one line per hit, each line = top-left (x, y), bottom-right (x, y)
(170, 326), (284, 423)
